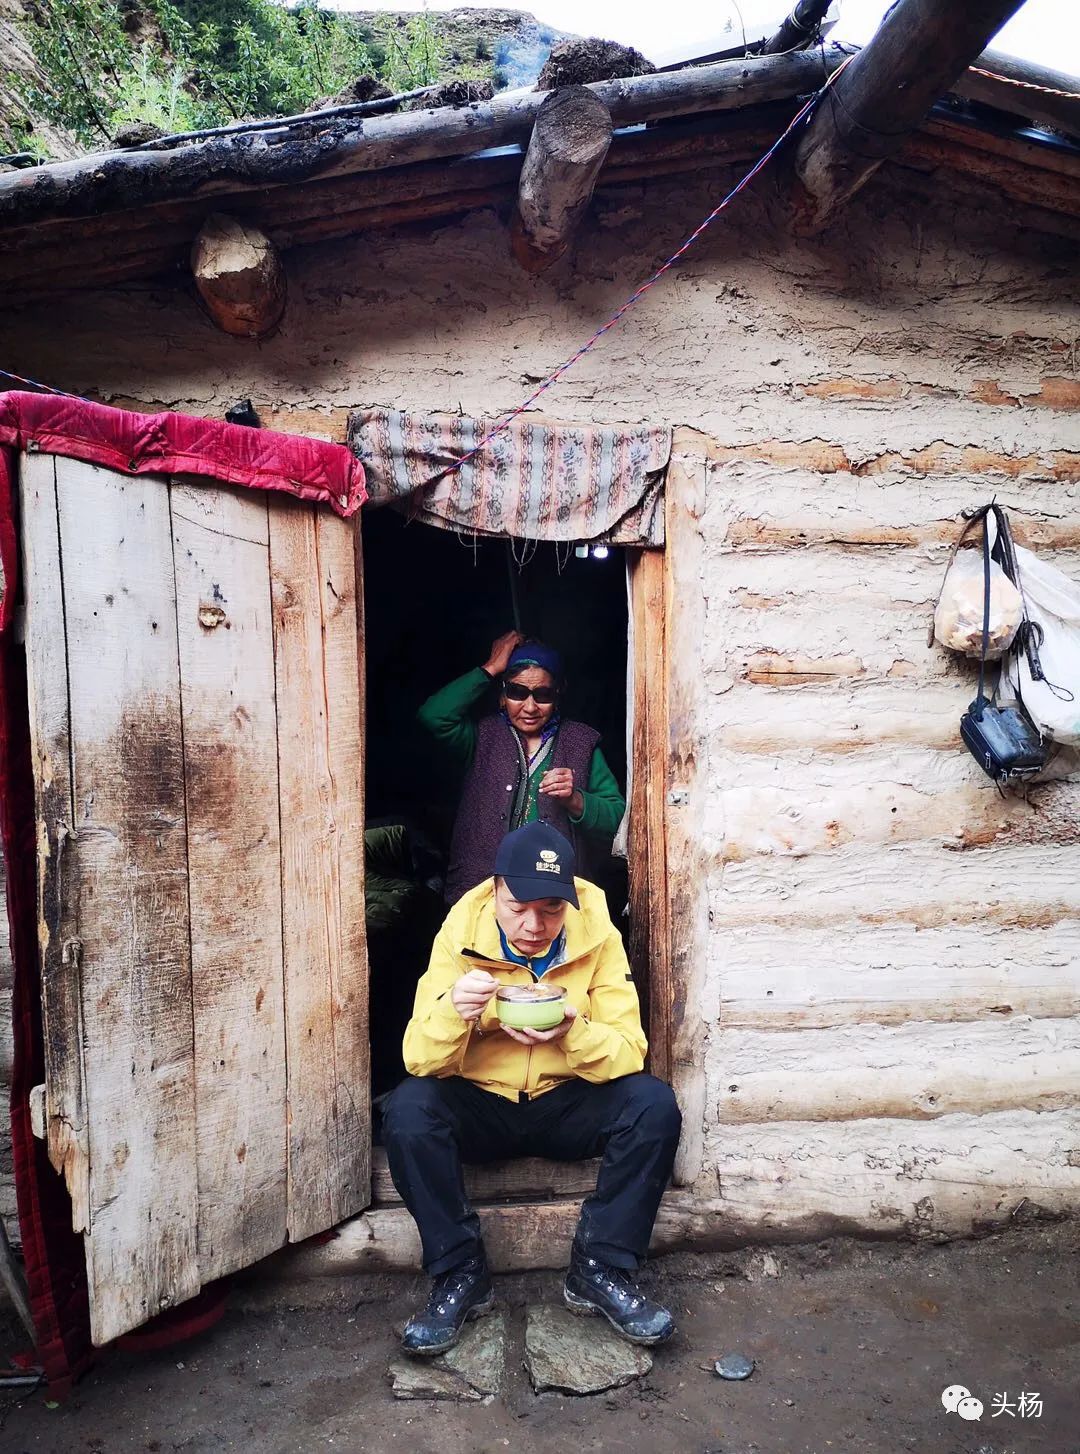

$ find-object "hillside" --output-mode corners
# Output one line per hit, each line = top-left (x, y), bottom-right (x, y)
(349, 9), (568, 89)
(0, 1), (568, 162)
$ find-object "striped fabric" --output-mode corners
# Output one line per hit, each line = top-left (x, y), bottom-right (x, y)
(349, 408), (671, 545)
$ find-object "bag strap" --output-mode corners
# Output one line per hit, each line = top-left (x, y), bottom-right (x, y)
(990, 502), (1045, 682)
(972, 511), (993, 719)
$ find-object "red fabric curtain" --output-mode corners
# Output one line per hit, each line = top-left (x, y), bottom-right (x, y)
(0, 391), (365, 516)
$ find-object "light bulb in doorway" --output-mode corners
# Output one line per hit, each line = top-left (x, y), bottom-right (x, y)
(591, 543), (610, 560)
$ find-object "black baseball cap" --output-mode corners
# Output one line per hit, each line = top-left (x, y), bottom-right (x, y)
(494, 823), (579, 909)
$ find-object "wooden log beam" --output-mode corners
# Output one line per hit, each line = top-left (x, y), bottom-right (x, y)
(0, 48), (847, 233)
(510, 86), (613, 272)
(792, 0), (1027, 233)
(190, 213), (286, 338)
(4, 91), (1080, 301)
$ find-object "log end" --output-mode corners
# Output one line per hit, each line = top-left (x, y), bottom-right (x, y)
(512, 86), (614, 272)
(509, 208), (567, 273)
(191, 213), (287, 339)
(533, 85), (615, 166)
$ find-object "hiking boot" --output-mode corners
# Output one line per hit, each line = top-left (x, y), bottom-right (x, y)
(563, 1249), (675, 1346)
(401, 1255), (494, 1356)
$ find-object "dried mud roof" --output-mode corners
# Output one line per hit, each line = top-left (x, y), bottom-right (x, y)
(0, 43), (1077, 301)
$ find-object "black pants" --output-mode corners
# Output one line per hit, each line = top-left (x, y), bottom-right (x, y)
(382, 1073), (682, 1275)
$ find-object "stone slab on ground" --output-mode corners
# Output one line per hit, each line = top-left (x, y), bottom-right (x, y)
(524, 1304), (652, 1394)
(387, 1310), (506, 1401)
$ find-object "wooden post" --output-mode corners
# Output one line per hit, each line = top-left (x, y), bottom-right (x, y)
(627, 549), (671, 1084)
(511, 86), (613, 272)
(761, 0), (833, 56)
(791, 0), (1027, 233)
(191, 213), (286, 338)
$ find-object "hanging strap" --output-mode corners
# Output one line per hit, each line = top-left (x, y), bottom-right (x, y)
(989, 502), (1045, 682)
(973, 511), (993, 719)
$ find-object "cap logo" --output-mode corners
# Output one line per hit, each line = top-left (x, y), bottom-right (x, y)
(536, 849), (561, 874)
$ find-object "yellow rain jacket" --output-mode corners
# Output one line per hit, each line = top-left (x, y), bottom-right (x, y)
(402, 877), (647, 1101)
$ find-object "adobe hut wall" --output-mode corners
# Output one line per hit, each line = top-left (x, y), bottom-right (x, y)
(1, 162), (1078, 1247)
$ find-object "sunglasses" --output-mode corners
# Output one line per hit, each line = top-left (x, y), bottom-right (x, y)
(503, 682), (559, 705)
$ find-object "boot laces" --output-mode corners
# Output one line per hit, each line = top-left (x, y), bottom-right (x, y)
(586, 1257), (644, 1312)
(427, 1262), (480, 1317)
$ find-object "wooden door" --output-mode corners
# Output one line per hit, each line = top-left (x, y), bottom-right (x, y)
(20, 453), (369, 1344)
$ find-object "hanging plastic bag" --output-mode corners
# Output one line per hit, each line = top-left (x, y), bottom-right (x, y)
(1003, 544), (1080, 747)
(934, 548), (1022, 659)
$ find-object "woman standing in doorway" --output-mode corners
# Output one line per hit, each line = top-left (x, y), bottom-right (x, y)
(418, 632), (626, 903)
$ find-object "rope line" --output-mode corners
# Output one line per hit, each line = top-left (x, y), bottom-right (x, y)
(969, 64), (1080, 101)
(441, 56), (854, 477)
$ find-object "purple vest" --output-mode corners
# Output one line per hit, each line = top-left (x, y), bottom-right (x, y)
(445, 715), (601, 904)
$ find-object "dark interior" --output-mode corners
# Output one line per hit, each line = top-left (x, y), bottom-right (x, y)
(361, 506), (630, 1098)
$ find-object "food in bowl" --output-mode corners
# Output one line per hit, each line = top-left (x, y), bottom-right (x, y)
(495, 983), (567, 1030)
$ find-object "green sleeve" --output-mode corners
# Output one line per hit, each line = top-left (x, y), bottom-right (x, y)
(416, 666), (493, 768)
(569, 746), (626, 837)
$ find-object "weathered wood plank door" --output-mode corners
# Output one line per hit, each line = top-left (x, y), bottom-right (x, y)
(20, 455), (369, 1344)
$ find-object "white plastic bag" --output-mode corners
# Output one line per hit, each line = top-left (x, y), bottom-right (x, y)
(1005, 545), (1080, 747)
(934, 549), (1022, 659)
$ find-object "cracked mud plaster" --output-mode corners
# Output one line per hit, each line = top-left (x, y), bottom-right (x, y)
(0, 165), (1074, 455)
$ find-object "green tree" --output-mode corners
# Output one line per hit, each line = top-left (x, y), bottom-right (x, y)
(377, 10), (444, 92)
(9, 0), (491, 154)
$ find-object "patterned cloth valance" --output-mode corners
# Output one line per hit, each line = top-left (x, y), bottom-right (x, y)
(349, 408), (671, 546)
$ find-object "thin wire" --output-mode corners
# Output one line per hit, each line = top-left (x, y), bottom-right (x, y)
(440, 57), (854, 480)
(0, 366), (72, 395)
(728, 0), (748, 56)
(969, 64), (1080, 101)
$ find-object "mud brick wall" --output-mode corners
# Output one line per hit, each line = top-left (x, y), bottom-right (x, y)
(1, 159), (1078, 1245)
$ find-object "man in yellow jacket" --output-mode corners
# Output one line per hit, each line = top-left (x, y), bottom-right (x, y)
(383, 821), (681, 1357)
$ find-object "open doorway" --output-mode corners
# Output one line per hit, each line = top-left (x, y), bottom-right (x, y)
(361, 507), (630, 1101)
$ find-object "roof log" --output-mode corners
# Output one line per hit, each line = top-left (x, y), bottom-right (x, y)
(3, 35), (1080, 301)
(0, 48), (847, 234)
(791, 0), (1028, 234)
(511, 86), (613, 272)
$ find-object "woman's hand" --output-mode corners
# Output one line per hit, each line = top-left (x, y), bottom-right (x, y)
(500, 1004), (578, 1045)
(450, 969), (498, 1022)
(539, 768), (584, 819)
(482, 630), (525, 678)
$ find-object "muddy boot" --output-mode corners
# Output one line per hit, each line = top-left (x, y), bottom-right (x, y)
(401, 1254), (494, 1357)
(563, 1250), (675, 1346)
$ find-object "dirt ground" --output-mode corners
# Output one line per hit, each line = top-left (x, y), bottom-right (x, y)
(1, 1222), (1077, 1454)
